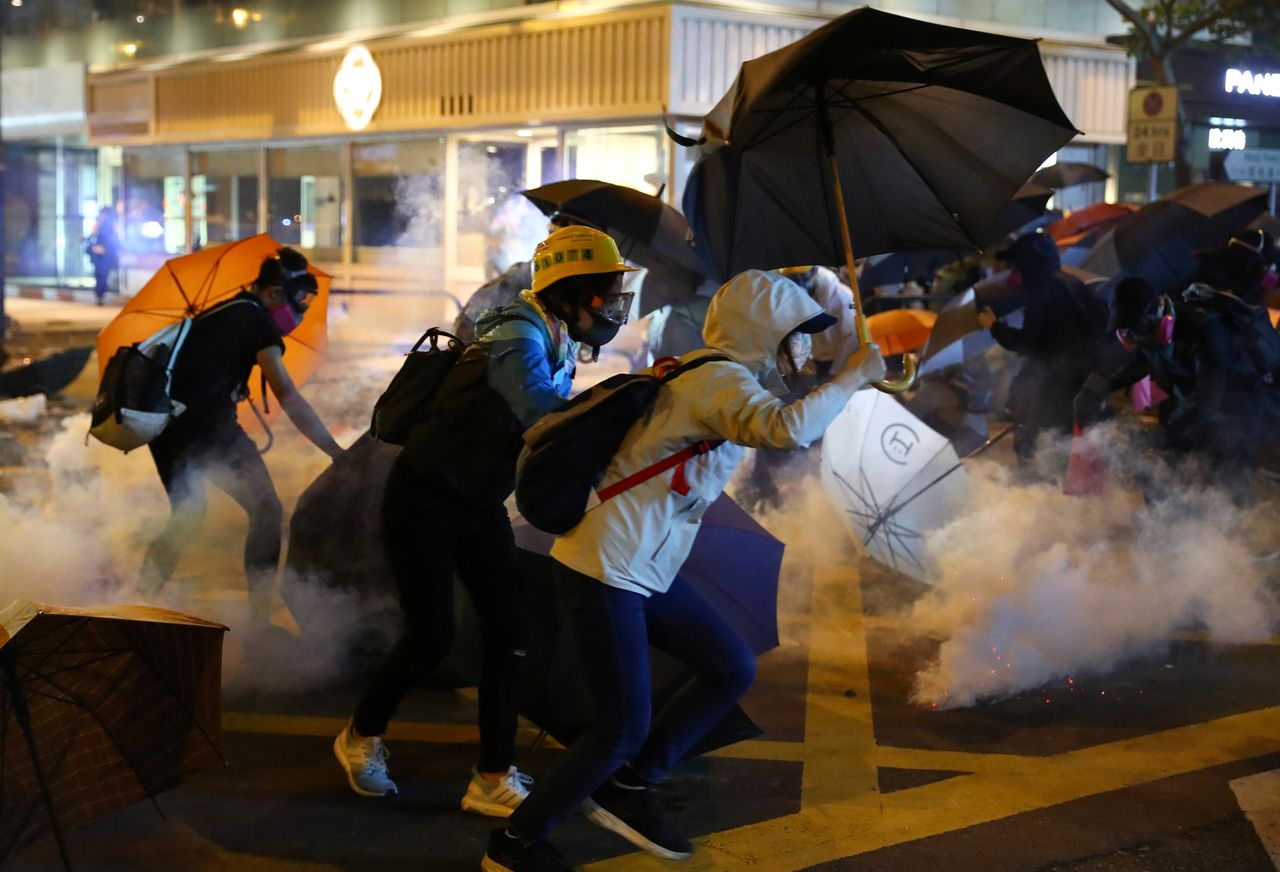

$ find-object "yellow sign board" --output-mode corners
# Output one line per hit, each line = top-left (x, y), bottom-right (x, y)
(1126, 86), (1179, 163)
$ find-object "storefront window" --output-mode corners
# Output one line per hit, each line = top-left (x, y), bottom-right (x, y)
(564, 125), (666, 197)
(1, 143), (98, 284)
(267, 147), (343, 261)
(123, 147), (186, 256)
(353, 138), (445, 268)
(192, 149), (260, 246)
(457, 139), (532, 280)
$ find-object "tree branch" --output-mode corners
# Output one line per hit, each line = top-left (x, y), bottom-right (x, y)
(1105, 0), (1165, 75)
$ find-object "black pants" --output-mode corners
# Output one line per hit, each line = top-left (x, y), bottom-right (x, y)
(142, 412), (282, 595)
(353, 452), (525, 773)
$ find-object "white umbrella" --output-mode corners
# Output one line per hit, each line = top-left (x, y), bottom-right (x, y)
(820, 389), (971, 581)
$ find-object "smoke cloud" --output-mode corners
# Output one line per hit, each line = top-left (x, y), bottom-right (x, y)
(908, 426), (1280, 708)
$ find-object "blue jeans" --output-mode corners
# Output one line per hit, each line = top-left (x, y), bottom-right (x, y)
(508, 562), (757, 841)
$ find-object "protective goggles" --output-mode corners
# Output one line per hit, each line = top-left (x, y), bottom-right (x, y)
(591, 290), (635, 325)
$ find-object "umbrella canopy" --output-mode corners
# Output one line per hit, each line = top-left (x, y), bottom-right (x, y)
(1047, 202), (1137, 242)
(680, 7), (1079, 279)
(521, 180), (708, 315)
(0, 601), (226, 869)
(1030, 162), (1109, 189)
(985, 182), (1056, 241)
(867, 308), (938, 356)
(860, 248), (973, 288)
(1079, 183), (1269, 296)
(820, 390), (970, 581)
(96, 234), (332, 428)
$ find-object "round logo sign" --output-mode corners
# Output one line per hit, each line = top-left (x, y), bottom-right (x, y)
(333, 46), (382, 131)
(1142, 90), (1164, 118)
(880, 423), (919, 466)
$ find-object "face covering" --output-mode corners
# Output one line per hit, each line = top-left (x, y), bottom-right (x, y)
(269, 302), (302, 335)
(776, 331), (815, 394)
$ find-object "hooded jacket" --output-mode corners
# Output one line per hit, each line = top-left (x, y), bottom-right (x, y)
(549, 270), (871, 596)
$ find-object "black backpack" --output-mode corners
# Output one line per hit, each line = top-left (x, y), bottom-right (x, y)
(370, 315), (533, 445)
(515, 354), (729, 535)
(1182, 284), (1280, 382)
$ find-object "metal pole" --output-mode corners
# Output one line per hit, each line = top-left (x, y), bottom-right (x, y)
(1270, 182), (1277, 216)
(1148, 162), (1159, 202)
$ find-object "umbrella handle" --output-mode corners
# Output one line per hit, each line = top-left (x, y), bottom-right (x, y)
(827, 149), (918, 394)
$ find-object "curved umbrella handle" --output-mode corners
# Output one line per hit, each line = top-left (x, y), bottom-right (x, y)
(874, 352), (918, 394)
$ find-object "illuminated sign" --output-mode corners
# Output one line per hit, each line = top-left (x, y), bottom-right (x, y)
(1224, 68), (1280, 98)
(333, 46), (382, 131)
(1208, 127), (1246, 150)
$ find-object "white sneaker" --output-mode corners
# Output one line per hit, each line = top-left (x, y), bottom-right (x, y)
(333, 721), (398, 797)
(460, 766), (533, 818)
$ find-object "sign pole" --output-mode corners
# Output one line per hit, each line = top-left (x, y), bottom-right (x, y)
(1149, 164), (1159, 202)
(1271, 183), (1277, 216)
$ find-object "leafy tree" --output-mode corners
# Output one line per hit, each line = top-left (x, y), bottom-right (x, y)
(1104, 0), (1275, 184)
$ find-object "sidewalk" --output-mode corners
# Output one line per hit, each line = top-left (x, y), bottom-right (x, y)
(3, 281), (113, 306)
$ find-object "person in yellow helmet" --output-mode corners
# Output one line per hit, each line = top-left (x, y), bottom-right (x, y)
(334, 226), (635, 814)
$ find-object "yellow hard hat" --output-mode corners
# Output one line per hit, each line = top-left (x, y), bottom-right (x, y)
(531, 226), (637, 294)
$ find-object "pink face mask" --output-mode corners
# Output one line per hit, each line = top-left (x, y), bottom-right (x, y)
(1263, 269), (1279, 292)
(269, 302), (301, 335)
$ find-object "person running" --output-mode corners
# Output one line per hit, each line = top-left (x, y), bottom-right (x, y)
(481, 269), (886, 872)
(334, 226), (635, 817)
(87, 206), (120, 305)
(139, 247), (343, 623)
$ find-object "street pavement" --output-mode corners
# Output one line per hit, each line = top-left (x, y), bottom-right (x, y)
(6, 294), (1280, 872)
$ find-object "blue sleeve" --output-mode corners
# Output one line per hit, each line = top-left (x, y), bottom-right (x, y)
(487, 335), (567, 430)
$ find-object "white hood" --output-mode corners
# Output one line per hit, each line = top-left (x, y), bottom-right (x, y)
(702, 270), (829, 384)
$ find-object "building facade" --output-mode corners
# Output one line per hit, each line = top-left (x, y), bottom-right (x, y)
(5, 0), (1136, 297)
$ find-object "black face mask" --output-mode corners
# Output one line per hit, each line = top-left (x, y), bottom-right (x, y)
(566, 311), (622, 359)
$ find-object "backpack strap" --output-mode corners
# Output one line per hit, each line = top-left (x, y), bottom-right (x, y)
(594, 353), (732, 504)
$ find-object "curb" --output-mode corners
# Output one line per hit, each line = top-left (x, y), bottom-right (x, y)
(4, 284), (116, 306)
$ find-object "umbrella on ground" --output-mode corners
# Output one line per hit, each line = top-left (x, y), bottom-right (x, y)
(820, 390), (971, 581)
(521, 180), (709, 316)
(0, 601), (226, 870)
(678, 7), (1078, 393)
(284, 440), (777, 750)
(0, 347), (92, 399)
(1079, 183), (1269, 296)
(1030, 162), (1109, 190)
(95, 234), (331, 431)
(867, 309), (938, 356)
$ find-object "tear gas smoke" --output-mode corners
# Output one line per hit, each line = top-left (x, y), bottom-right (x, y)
(909, 426), (1280, 708)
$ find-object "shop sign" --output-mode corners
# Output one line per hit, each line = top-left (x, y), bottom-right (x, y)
(1126, 86), (1179, 163)
(1223, 149), (1280, 183)
(1224, 68), (1280, 99)
(333, 46), (382, 131)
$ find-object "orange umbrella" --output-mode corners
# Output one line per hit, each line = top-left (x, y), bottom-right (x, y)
(96, 234), (331, 430)
(1047, 202), (1136, 243)
(866, 308), (937, 356)
(1269, 308), (1279, 329)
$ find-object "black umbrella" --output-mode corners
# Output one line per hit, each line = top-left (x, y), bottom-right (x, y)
(284, 439), (776, 752)
(1079, 183), (1269, 296)
(678, 7), (1078, 393)
(1030, 161), (1109, 190)
(521, 179), (709, 316)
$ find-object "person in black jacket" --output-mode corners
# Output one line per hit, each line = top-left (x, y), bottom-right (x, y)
(977, 231), (1106, 461)
(139, 248), (343, 615)
(1073, 275), (1268, 492)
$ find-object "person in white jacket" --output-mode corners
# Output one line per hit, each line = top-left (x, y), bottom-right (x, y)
(481, 270), (886, 872)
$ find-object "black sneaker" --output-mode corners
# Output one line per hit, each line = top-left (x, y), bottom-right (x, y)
(480, 829), (575, 872)
(583, 778), (693, 860)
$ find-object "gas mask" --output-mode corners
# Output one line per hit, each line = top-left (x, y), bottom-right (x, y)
(268, 282), (315, 336)
(566, 291), (633, 360)
(1115, 295), (1174, 351)
(776, 330), (816, 394)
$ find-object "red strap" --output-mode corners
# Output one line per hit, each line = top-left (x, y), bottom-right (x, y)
(596, 439), (723, 503)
